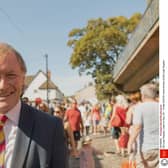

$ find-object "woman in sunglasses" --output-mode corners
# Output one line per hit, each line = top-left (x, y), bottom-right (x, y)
(54, 106), (77, 157)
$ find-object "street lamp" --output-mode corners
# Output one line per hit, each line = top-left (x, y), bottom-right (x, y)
(45, 54), (49, 106)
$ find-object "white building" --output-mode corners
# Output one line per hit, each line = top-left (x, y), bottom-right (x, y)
(74, 84), (98, 104)
(23, 70), (64, 102)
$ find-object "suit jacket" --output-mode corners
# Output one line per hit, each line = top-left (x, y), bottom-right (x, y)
(10, 102), (68, 168)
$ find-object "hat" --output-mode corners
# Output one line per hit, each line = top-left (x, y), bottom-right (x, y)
(82, 136), (92, 145)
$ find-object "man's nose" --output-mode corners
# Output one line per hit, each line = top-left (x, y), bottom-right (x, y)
(0, 77), (7, 89)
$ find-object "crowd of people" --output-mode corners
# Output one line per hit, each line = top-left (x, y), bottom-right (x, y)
(23, 82), (159, 168)
(0, 42), (159, 168)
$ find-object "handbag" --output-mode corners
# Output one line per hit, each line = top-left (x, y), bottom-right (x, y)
(118, 133), (129, 148)
(111, 114), (122, 127)
(121, 159), (136, 168)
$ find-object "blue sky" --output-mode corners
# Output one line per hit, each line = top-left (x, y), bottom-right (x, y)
(0, 0), (146, 96)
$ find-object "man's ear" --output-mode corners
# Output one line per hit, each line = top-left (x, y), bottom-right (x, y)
(20, 86), (25, 98)
(20, 80), (26, 98)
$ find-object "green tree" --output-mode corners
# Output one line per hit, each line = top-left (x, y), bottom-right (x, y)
(67, 13), (141, 100)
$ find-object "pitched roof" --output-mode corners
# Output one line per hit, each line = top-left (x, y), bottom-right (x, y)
(25, 75), (35, 88)
(24, 70), (45, 88)
(39, 80), (58, 89)
(24, 70), (62, 92)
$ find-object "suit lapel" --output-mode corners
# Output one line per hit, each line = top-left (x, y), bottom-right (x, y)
(10, 103), (35, 168)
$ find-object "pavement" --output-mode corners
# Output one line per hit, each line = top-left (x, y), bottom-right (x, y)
(69, 132), (129, 168)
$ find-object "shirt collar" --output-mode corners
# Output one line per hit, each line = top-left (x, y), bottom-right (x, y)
(5, 100), (21, 126)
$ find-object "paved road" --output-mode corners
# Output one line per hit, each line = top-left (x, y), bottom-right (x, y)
(69, 133), (129, 168)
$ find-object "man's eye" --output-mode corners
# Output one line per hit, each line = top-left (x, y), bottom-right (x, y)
(7, 74), (17, 78)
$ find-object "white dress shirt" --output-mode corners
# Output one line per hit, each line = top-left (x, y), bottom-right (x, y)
(4, 101), (21, 168)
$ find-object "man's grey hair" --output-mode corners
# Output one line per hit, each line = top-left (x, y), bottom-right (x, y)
(0, 43), (27, 73)
(140, 83), (158, 99)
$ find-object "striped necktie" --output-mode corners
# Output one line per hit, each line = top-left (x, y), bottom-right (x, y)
(0, 115), (8, 168)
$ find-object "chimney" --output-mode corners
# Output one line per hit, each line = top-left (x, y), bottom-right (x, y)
(47, 70), (51, 80)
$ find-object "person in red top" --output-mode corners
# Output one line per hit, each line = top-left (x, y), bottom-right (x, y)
(91, 103), (101, 135)
(64, 99), (84, 148)
(112, 95), (129, 157)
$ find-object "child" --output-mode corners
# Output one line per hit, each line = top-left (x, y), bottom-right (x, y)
(79, 136), (107, 168)
(100, 115), (108, 135)
(84, 111), (92, 135)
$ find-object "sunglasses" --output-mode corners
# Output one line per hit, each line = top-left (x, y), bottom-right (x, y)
(55, 111), (61, 114)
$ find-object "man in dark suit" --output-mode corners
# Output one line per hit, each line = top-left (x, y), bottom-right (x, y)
(0, 43), (68, 168)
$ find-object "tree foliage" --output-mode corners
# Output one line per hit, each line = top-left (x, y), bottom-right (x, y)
(67, 13), (142, 100)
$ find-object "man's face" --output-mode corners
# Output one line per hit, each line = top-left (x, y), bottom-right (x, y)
(0, 54), (25, 113)
(71, 101), (77, 109)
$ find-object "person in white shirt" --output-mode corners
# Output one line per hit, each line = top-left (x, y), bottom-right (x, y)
(127, 83), (159, 168)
